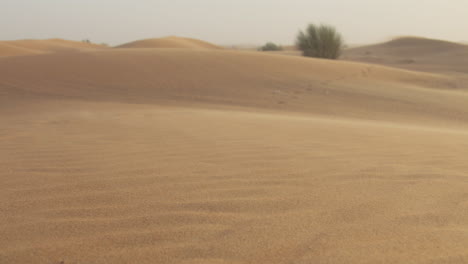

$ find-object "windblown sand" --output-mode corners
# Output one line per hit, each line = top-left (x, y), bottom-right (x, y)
(1, 38), (468, 264)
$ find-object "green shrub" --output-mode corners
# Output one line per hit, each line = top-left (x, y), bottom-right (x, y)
(296, 24), (344, 59)
(259, 42), (283, 51)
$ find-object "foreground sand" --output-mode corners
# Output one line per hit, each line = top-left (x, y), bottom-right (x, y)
(2, 41), (468, 263)
(3, 101), (468, 264)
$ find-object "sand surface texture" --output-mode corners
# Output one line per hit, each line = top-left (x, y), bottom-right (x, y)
(1, 37), (468, 264)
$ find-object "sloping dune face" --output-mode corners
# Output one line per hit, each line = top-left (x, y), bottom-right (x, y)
(1, 49), (465, 124)
(0, 39), (107, 57)
(344, 37), (468, 74)
(0, 43), (42, 57)
(116, 36), (222, 49)
(2, 47), (468, 264)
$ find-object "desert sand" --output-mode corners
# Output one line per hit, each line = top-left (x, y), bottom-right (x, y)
(0, 39), (107, 57)
(116, 36), (222, 50)
(263, 37), (468, 77)
(343, 37), (468, 75)
(1, 37), (468, 264)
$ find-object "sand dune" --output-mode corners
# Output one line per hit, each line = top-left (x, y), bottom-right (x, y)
(261, 37), (468, 77)
(2, 40), (468, 264)
(1, 49), (466, 125)
(0, 39), (107, 57)
(116, 36), (222, 50)
(0, 43), (42, 57)
(343, 37), (468, 74)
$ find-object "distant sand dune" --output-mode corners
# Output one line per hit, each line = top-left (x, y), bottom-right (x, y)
(116, 36), (222, 50)
(343, 37), (468, 74)
(0, 39), (107, 57)
(0, 42), (42, 57)
(261, 37), (468, 76)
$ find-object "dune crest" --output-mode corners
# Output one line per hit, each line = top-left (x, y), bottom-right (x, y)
(343, 36), (468, 74)
(1, 48), (465, 126)
(349, 36), (466, 57)
(0, 39), (107, 57)
(0, 42), (42, 57)
(116, 36), (222, 49)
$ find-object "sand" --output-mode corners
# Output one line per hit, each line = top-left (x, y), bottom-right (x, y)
(1, 37), (468, 264)
(259, 37), (468, 78)
(343, 37), (468, 75)
(116, 36), (223, 50)
(0, 39), (107, 57)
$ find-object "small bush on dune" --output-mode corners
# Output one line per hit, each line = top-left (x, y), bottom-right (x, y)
(259, 42), (283, 51)
(296, 24), (344, 59)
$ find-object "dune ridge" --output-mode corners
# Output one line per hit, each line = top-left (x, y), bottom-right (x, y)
(343, 37), (468, 74)
(0, 39), (107, 57)
(366, 36), (467, 53)
(0, 48), (466, 126)
(116, 36), (222, 50)
(0, 42), (42, 57)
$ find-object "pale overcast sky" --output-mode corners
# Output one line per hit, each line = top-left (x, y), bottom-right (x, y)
(2, 0), (467, 46)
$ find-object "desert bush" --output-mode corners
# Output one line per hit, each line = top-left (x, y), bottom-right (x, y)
(259, 42), (283, 51)
(296, 24), (344, 59)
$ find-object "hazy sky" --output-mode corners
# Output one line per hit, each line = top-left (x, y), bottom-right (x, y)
(2, 0), (467, 46)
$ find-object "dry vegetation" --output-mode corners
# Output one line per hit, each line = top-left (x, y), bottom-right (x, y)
(296, 24), (344, 59)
